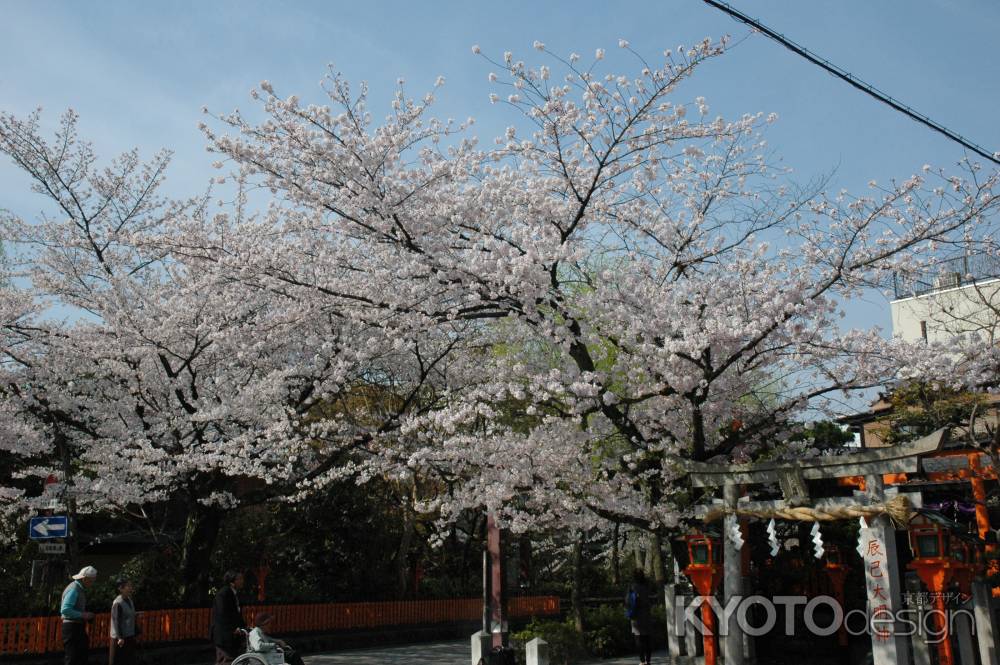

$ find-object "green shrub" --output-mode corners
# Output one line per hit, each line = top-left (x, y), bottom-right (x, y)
(584, 625), (623, 658)
(510, 618), (588, 665)
(509, 602), (657, 663)
(583, 604), (631, 657)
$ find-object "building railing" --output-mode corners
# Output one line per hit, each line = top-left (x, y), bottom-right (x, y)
(893, 252), (1000, 299)
(0, 595), (560, 656)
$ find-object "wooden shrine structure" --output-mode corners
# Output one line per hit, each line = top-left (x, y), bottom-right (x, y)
(675, 429), (999, 665)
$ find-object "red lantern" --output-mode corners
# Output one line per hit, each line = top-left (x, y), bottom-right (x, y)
(907, 514), (958, 665)
(908, 513), (950, 560)
(684, 533), (723, 665)
(949, 536), (977, 598)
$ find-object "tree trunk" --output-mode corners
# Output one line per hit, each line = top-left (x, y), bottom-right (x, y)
(461, 513), (487, 589)
(178, 500), (222, 605)
(518, 534), (533, 588)
(571, 531), (585, 633)
(650, 532), (667, 586)
(395, 486), (416, 597)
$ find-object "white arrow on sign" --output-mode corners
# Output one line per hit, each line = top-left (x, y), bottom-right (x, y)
(30, 517), (68, 538)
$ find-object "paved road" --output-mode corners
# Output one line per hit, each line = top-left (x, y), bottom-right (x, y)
(305, 640), (467, 664)
(304, 638), (670, 664)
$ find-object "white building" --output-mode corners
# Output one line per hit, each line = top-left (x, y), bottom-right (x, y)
(890, 258), (1000, 343)
(845, 256), (1000, 448)
(891, 279), (1000, 343)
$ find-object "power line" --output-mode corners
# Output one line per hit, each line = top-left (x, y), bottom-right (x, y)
(701, 0), (1000, 166)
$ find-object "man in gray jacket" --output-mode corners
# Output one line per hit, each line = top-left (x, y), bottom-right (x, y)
(61, 566), (97, 665)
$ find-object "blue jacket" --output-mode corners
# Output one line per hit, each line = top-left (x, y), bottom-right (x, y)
(61, 581), (86, 621)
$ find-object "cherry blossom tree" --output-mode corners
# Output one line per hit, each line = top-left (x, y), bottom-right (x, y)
(0, 275), (49, 509)
(195, 38), (1000, 533)
(3, 37), (999, 589)
(0, 110), (469, 601)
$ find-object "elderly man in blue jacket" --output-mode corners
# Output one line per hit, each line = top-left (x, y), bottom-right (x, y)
(61, 566), (97, 665)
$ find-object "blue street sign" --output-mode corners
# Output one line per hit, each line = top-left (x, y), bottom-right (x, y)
(29, 516), (69, 540)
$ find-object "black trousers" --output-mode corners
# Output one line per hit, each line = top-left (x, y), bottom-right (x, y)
(283, 648), (305, 665)
(109, 636), (137, 665)
(62, 621), (89, 665)
(214, 646), (236, 665)
(634, 633), (652, 664)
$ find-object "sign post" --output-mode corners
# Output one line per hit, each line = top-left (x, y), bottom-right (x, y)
(863, 475), (909, 665)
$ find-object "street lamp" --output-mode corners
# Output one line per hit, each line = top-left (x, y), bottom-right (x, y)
(907, 512), (958, 665)
(683, 533), (723, 665)
(948, 536), (978, 598)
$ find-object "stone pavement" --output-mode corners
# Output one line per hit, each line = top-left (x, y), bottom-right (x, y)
(303, 638), (671, 664)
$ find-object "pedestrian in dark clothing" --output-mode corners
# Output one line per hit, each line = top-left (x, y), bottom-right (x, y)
(210, 570), (247, 665)
(61, 566), (98, 665)
(626, 569), (653, 665)
(109, 578), (139, 665)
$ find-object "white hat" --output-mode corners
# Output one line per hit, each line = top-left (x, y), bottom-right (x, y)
(72, 566), (98, 580)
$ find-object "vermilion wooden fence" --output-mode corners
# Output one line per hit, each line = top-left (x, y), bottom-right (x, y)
(0, 596), (559, 656)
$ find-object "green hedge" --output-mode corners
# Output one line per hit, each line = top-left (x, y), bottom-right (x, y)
(510, 603), (667, 664)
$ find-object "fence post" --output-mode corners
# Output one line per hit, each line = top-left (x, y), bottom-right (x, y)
(471, 630), (491, 665)
(526, 637), (549, 665)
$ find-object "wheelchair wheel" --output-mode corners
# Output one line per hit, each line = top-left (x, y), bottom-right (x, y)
(232, 654), (268, 665)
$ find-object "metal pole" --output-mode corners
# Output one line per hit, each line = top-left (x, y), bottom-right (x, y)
(488, 514), (504, 649)
(482, 548), (490, 634)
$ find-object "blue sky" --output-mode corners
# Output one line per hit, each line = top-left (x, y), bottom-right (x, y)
(2, 0), (999, 334)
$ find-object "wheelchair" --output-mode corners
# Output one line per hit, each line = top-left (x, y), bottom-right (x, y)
(231, 629), (287, 665)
